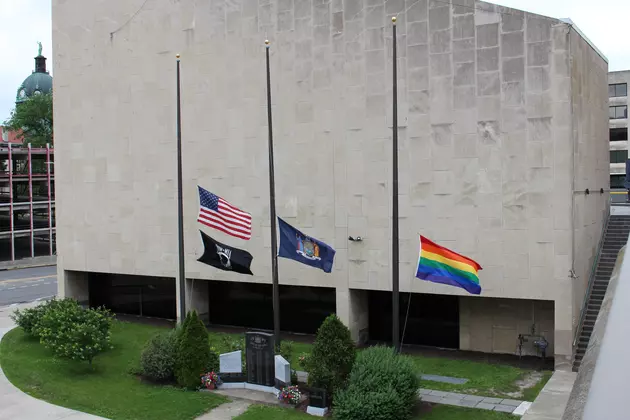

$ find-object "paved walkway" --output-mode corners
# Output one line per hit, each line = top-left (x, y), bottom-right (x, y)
(522, 371), (576, 420)
(0, 302), (106, 420)
(195, 400), (251, 420)
(419, 389), (530, 415)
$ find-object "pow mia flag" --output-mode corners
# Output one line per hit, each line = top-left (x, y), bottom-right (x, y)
(198, 230), (254, 275)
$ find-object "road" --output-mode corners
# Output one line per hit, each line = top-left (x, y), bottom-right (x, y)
(612, 189), (629, 204)
(0, 266), (57, 307)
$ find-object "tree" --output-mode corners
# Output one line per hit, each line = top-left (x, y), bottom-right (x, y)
(306, 314), (356, 398)
(175, 311), (210, 389)
(4, 93), (53, 146)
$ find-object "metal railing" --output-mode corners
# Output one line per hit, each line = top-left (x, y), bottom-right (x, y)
(573, 205), (611, 348)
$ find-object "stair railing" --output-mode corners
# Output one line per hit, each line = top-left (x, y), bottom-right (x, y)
(573, 206), (611, 348)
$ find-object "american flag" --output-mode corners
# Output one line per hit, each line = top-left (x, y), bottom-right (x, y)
(197, 186), (252, 240)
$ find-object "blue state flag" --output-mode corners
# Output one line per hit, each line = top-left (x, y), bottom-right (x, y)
(277, 217), (336, 273)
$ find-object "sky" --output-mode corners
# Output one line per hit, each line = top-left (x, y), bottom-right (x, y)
(0, 0), (629, 121)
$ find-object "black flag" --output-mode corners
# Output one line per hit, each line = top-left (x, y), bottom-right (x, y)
(197, 231), (254, 275)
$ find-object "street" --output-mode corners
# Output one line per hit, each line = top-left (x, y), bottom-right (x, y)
(0, 266), (57, 307)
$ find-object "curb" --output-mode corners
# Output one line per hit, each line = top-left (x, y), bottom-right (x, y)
(0, 263), (56, 272)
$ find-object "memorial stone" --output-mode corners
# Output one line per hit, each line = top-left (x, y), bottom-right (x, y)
(245, 331), (275, 386)
(219, 350), (242, 373)
(274, 355), (291, 389)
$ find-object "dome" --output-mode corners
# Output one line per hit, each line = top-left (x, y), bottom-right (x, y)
(16, 54), (52, 104)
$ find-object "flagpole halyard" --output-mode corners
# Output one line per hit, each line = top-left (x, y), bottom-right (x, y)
(265, 40), (282, 346)
(176, 53), (187, 323)
(391, 16), (401, 353)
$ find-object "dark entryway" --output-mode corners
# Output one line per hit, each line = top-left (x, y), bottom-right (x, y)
(89, 273), (176, 319)
(207, 281), (336, 335)
(368, 291), (459, 349)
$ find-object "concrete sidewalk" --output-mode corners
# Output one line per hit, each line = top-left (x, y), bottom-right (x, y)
(522, 371), (577, 420)
(0, 256), (56, 271)
(0, 302), (106, 420)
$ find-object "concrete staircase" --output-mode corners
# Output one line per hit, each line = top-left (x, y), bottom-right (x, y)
(572, 215), (630, 372)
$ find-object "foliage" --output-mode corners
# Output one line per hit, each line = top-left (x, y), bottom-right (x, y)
(34, 299), (114, 365)
(218, 334), (246, 371)
(0, 322), (227, 420)
(278, 385), (302, 405)
(206, 346), (220, 373)
(4, 93), (53, 146)
(278, 340), (294, 363)
(140, 330), (178, 382)
(10, 299), (60, 336)
(305, 314), (356, 397)
(333, 346), (419, 420)
(175, 311), (210, 389)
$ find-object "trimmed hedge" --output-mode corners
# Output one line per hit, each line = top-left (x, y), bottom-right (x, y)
(306, 314), (356, 398)
(175, 311), (210, 389)
(333, 346), (419, 420)
(141, 330), (178, 382)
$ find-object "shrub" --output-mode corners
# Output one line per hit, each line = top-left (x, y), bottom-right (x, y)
(278, 340), (294, 362)
(36, 299), (114, 365)
(141, 330), (178, 382)
(306, 314), (356, 397)
(333, 346), (419, 420)
(11, 298), (71, 336)
(176, 311), (210, 389)
(206, 347), (220, 373)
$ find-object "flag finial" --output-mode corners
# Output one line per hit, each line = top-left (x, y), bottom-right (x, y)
(392, 16), (397, 24)
(265, 39), (270, 47)
(176, 53), (180, 59)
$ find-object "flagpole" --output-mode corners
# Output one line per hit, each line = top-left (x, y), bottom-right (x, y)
(176, 54), (187, 323)
(265, 40), (281, 346)
(391, 17), (401, 353)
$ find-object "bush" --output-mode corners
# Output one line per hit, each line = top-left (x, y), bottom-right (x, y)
(206, 347), (220, 373)
(278, 340), (294, 362)
(175, 311), (210, 389)
(141, 330), (178, 382)
(306, 315), (356, 397)
(35, 299), (114, 365)
(333, 346), (419, 420)
(11, 298), (70, 336)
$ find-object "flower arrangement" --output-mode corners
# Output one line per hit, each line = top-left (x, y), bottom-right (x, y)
(201, 371), (221, 389)
(278, 385), (302, 406)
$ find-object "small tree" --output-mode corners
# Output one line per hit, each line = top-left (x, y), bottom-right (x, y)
(4, 93), (53, 146)
(36, 299), (114, 365)
(141, 330), (178, 382)
(306, 314), (356, 398)
(176, 311), (210, 389)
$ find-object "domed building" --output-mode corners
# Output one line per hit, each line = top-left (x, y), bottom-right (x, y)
(15, 43), (52, 104)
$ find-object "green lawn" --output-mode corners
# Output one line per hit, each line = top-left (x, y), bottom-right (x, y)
(418, 405), (517, 419)
(233, 404), (518, 419)
(0, 322), (226, 420)
(409, 354), (537, 398)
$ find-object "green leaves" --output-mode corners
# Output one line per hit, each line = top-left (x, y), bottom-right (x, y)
(175, 311), (210, 389)
(4, 93), (53, 146)
(333, 346), (420, 420)
(141, 330), (178, 382)
(306, 314), (356, 398)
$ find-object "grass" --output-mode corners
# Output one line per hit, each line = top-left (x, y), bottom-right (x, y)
(409, 354), (532, 398)
(0, 322), (227, 420)
(418, 405), (517, 419)
(233, 404), (518, 420)
(522, 370), (553, 402)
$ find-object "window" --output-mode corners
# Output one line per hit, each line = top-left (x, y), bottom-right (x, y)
(610, 150), (628, 164)
(610, 106), (628, 119)
(609, 83), (628, 97)
(610, 128), (628, 142)
(611, 175), (625, 189)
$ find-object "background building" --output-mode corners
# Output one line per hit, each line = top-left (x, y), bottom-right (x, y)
(608, 70), (629, 190)
(54, 0), (609, 369)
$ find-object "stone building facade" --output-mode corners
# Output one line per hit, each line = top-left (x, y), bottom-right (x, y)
(53, 0), (609, 369)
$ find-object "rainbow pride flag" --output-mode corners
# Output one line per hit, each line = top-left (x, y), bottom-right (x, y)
(415, 236), (482, 295)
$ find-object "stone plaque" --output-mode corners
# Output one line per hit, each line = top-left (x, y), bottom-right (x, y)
(219, 350), (242, 374)
(274, 355), (291, 389)
(309, 387), (328, 408)
(246, 331), (275, 386)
